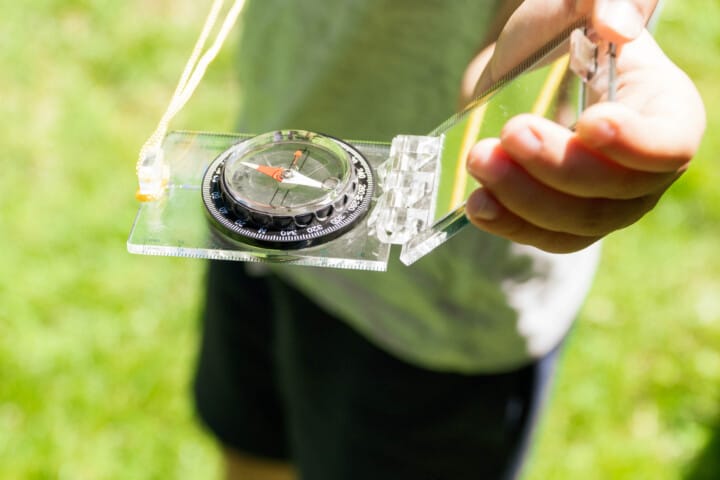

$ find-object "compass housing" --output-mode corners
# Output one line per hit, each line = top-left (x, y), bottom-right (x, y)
(201, 130), (374, 249)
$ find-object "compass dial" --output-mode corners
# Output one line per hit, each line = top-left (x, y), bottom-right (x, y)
(202, 130), (374, 249)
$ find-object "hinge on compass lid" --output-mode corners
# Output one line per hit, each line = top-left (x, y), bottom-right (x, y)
(569, 27), (618, 105)
(368, 134), (445, 245)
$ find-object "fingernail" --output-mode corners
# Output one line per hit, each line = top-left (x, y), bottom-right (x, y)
(580, 118), (617, 148)
(597, 0), (644, 39)
(468, 140), (510, 183)
(466, 189), (500, 221)
(512, 127), (542, 156)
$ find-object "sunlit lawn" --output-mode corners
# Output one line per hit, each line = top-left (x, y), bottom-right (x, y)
(1, 1), (718, 478)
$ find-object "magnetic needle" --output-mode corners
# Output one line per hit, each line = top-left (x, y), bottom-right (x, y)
(201, 130), (375, 249)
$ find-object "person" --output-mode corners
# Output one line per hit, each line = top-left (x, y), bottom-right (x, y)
(192, 1), (705, 479)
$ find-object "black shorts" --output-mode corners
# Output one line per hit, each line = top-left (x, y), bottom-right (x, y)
(193, 260), (559, 480)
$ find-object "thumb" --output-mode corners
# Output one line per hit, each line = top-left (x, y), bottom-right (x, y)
(593, 0), (659, 43)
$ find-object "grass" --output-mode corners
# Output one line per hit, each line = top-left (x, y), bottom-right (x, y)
(0, 0), (718, 478)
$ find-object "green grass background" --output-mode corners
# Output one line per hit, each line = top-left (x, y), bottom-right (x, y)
(1, 1), (718, 478)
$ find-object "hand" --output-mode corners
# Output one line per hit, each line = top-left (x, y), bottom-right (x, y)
(464, 1), (705, 253)
(470, 0), (660, 97)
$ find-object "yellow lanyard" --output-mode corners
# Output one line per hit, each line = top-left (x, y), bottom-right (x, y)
(136, 0), (246, 201)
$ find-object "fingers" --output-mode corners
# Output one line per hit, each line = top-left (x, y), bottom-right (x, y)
(466, 188), (603, 253)
(466, 138), (664, 238)
(500, 114), (680, 199)
(577, 102), (700, 173)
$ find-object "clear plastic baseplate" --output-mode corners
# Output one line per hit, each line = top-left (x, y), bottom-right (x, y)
(127, 131), (445, 271)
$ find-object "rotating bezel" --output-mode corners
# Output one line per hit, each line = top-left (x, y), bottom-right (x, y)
(201, 131), (375, 249)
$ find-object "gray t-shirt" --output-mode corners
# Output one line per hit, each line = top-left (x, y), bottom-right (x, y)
(236, 0), (600, 373)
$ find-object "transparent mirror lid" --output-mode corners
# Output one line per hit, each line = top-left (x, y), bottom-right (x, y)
(400, 22), (606, 266)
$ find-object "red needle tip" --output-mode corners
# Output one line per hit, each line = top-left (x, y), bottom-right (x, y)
(256, 164), (286, 182)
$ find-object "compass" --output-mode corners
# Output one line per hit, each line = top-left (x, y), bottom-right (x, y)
(201, 130), (375, 249)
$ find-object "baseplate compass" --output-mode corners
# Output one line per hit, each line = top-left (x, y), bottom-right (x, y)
(128, 22), (620, 271)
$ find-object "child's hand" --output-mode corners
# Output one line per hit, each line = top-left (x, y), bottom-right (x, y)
(465, 2), (705, 253)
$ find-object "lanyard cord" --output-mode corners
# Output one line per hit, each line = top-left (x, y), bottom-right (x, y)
(136, 0), (246, 201)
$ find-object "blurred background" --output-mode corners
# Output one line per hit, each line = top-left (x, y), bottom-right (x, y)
(1, 0), (718, 478)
